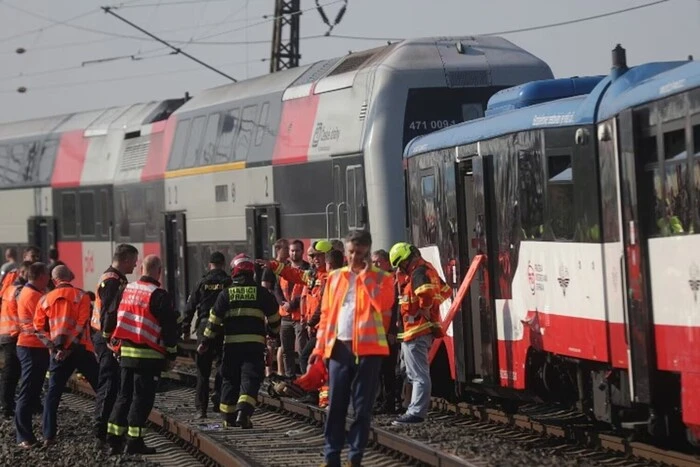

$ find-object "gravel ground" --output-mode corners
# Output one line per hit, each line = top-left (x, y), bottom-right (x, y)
(0, 403), (158, 467)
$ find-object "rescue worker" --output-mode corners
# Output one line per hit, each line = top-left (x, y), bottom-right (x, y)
(0, 261), (30, 418)
(92, 244), (138, 445)
(309, 230), (395, 467)
(181, 251), (232, 419)
(0, 246), (40, 300)
(15, 262), (51, 448)
(389, 242), (452, 425)
(261, 239), (289, 377)
(46, 247), (65, 292)
(371, 249), (400, 414)
(36, 265), (98, 447)
(198, 253), (280, 429)
(106, 255), (178, 455)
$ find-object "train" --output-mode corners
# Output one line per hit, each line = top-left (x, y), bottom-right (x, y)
(0, 35), (552, 313)
(404, 45), (700, 444)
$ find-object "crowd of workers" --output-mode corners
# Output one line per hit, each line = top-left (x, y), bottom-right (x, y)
(0, 230), (451, 467)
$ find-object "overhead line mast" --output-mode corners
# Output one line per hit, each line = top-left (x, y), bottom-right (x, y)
(270, 0), (301, 73)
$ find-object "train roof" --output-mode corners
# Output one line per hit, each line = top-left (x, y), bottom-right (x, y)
(405, 58), (697, 158)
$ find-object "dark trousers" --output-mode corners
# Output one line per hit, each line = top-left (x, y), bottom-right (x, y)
(15, 346), (49, 443)
(280, 318), (308, 377)
(107, 367), (158, 442)
(324, 341), (382, 466)
(379, 343), (399, 410)
(93, 332), (120, 439)
(195, 341), (222, 412)
(299, 334), (316, 377)
(220, 344), (264, 420)
(1, 341), (20, 415)
(42, 347), (98, 440)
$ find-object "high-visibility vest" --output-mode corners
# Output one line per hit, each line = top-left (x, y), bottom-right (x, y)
(0, 282), (22, 340)
(91, 270), (125, 332)
(112, 281), (165, 355)
(0, 270), (18, 302)
(17, 284), (45, 348)
(398, 259), (452, 342)
(36, 285), (92, 350)
(278, 272), (305, 321)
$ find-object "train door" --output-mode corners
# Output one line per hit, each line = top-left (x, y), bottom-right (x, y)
(164, 212), (188, 313)
(245, 204), (280, 259)
(456, 153), (499, 384)
(330, 156), (366, 239)
(27, 216), (57, 262)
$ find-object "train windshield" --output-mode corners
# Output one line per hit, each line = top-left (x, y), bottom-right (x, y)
(402, 87), (505, 148)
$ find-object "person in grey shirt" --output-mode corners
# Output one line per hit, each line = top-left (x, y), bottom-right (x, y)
(0, 248), (17, 278)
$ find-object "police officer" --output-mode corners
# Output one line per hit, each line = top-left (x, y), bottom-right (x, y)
(92, 244), (138, 445)
(197, 254), (280, 429)
(106, 255), (178, 455)
(181, 251), (232, 419)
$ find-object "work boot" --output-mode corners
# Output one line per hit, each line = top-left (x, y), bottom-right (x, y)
(236, 411), (253, 429)
(107, 437), (124, 456)
(125, 438), (156, 455)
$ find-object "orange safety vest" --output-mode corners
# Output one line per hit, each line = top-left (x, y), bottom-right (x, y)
(35, 285), (93, 351)
(17, 284), (46, 348)
(0, 282), (22, 340)
(0, 270), (19, 301)
(112, 281), (165, 355)
(277, 265), (306, 321)
(398, 258), (452, 342)
(91, 270), (125, 332)
(312, 265), (395, 359)
(273, 262), (328, 324)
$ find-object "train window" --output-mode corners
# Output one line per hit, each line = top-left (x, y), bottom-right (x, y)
(254, 102), (270, 147)
(145, 187), (157, 238)
(345, 165), (366, 229)
(79, 192), (95, 236)
(598, 124), (620, 243)
(421, 172), (437, 244)
(234, 105), (257, 161)
(169, 119), (191, 171)
(184, 115), (207, 168)
(118, 190), (130, 238)
(61, 192), (77, 237)
(200, 113), (220, 165)
(100, 190), (110, 236)
(518, 149), (545, 240)
(694, 125), (700, 231)
(215, 108), (239, 162)
(547, 154), (574, 241)
(661, 128), (690, 236)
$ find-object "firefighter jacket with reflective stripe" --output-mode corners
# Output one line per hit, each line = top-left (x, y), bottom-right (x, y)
(34, 283), (93, 352)
(182, 268), (233, 335)
(112, 277), (179, 368)
(398, 259), (452, 342)
(92, 267), (128, 335)
(17, 283), (46, 348)
(0, 278), (25, 343)
(274, 261), (309, 321)
(269, 261), (328, 325)
(312, 266), (395, 360)
(203, 275), (281, 347)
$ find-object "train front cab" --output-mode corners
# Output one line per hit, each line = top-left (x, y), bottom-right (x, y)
(599, 83), (700, 443)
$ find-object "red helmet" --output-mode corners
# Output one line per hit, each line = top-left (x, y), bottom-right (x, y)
(230, 253), (255, 276)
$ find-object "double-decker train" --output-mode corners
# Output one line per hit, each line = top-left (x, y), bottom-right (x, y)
(404, 45), (700, 443)
(0, 35), (551, 314)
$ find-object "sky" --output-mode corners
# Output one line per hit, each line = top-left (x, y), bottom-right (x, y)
(0, 0), (698, 124)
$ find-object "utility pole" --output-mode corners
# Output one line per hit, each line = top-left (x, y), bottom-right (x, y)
(270, 0), (301, 73)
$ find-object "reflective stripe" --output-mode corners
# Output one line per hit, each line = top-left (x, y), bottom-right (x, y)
(120, 346), (164, 359)
(208, 310), (222, 325)
(107, 423), (127, 436)
(267, 312), (281, 324)
(225, 308), (265, 320)
(223, 334), (265, 344)
(273, 262), (284, 275)
(413, 283), (440, 296)
(203, 327), (215, 338)
(237, 394), (257, 406)
(115, 320), (161, 347)
(166, 345), (177, 353)
(219, 403), (237, 413)
(117, 310), (161, 335)
(127, 426), (143, 438)
(398, 322), (432, 340)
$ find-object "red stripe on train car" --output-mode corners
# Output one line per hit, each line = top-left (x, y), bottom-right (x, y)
(51, 130), (89, 188)
(655, 324), (700, 373)
(142, 119), (173, 181)
(272, 95), (320, 166)
(57, 241), (84, 290)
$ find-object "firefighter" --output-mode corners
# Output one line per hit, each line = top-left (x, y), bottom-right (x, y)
(181, 251), (232, 419)
(36, 265), (98, 447)
(106, 255), (178, 455)
(15, 262), (51, 448)
(92, 244), (138, 445)
(389, 242), (452, 425)
(198, 253), (280, 429)
(0, 261), (30, 418)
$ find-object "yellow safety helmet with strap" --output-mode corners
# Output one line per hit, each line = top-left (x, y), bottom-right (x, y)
(389, 242), (414, 269)
(312, 240), (333, 253)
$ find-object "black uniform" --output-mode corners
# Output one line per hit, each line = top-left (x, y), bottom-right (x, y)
(182, 268), (232, 415)
(107, 276), (178, 455)
(92, 266), (128, 441)
(203, 273), (280, 428)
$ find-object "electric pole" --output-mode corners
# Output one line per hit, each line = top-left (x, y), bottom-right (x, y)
(270, 0), (301, 73)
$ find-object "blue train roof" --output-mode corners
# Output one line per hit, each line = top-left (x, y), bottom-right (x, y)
(405, 59), (699, 159)
(485, 76), (605, 117)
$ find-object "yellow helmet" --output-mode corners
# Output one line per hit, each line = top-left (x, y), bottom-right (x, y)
(389, 242), (414, 269)
(312, 239), (333, 254)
